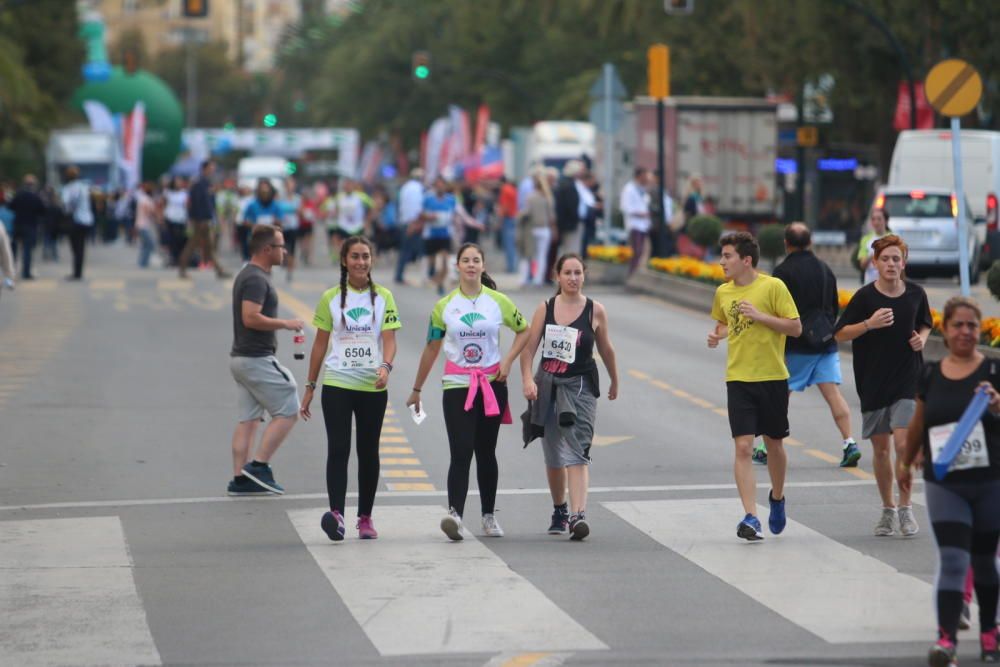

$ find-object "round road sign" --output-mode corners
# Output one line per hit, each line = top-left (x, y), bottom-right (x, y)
(925, 59), (983, 117)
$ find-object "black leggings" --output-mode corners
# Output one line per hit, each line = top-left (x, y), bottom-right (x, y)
(926, 479), (1000, 642)
(321, 386), (387, 517)
(442, 382), (508, 517)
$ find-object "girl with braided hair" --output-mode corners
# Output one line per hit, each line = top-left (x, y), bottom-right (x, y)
(300, 236), (402, 540)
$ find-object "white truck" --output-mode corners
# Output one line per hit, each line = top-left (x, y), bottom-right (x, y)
(631, 96), (778, 220)
(45, 129), (120, 190)
(527, 121), (596, 173)
(888, 129), (1000, 262)
(237, 156), (291, 198)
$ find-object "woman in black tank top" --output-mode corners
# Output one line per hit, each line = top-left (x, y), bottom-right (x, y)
(519, 253), (619, 541)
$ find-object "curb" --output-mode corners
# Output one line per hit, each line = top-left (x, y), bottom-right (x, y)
(625, 266), (1000, 362)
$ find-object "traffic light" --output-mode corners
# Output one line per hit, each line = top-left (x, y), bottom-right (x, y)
(412, 51), (431, 81)
(263, 113), (277, 128)
(285, 161), (298, 176)
(664, 0), (693, 15)
(182, 0), (209, 18)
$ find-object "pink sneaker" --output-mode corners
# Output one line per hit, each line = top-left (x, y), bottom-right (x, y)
(357, 514), (378, 540)
(982, 627), (999, 662)
(928, 635), (957, 667)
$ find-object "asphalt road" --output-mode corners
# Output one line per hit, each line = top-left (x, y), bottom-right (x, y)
(0, 241), (982, 667)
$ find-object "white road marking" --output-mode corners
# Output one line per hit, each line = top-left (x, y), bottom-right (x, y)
(0, 478), (896, 513)
(603, 498), (937, 643)
(288, 506), (607, 656)
(0, 516), (161, 666)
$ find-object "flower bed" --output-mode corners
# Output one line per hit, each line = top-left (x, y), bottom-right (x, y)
(587, 245), (632, 264)
(647, 255), (1000, 347)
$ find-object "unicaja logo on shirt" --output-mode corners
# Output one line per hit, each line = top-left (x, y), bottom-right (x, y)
(460, 312), (486, 328)
(346, 307), (372, 322)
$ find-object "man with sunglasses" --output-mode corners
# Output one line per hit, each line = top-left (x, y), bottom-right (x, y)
(228, 224), (305, 496)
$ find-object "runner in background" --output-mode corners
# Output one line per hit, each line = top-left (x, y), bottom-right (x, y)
(407, 243), (529, 540)
(298, 182), (321, 267)
(520, 253), (619, 540)
(333, 179), (368, 261)
(420, 177), (458, 296)
(857, 207), (891, 285)
(279, 177), (301, 283)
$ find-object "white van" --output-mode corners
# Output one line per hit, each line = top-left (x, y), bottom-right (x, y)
(888, 129), (1000, 260)
(528, 121), (596, 172)
(237, 156), (290, 198)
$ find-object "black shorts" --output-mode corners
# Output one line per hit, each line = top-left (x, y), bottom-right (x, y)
(283, 228), (298, 257)
(726, 380), (789, 439)
(424, 237), (452, 256)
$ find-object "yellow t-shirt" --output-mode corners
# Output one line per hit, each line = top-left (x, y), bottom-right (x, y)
(710, 274), (800, 383)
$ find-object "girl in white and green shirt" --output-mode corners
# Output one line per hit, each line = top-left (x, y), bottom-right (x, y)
(408, 243), (530, 541)
(301, 236), (401, 542)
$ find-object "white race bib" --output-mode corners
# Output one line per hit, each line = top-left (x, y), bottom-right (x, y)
(543, 324), (578, 364)
(930, 420), (990, 472)
(335, 331), (378, 370)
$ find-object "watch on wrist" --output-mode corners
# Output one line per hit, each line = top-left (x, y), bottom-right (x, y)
(306, 381), (317, 390)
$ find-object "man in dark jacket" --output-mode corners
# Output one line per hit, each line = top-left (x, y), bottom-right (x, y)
(772, 222), (860, 468)
(9, 175), (46, 280)
(549, 160), (583, 280)
(180, 160), (230, 279)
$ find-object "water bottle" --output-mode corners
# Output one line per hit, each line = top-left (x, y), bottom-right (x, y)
(293, 329), (305, 360)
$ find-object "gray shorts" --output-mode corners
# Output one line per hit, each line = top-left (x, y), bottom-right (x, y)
(541, 375), (596, 468)
(861, 398), (916, 439)
(230, 355), (299, 422)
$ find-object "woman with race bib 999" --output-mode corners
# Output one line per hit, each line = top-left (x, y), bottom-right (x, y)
(300, 236), (401, 541)
(897, 297), (1000, 666)
(519, 253), (618, 540)
(407, 243), (529, 541)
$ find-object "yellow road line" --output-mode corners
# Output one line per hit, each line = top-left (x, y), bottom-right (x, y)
(382, 470), (429, 479)
(843, 467), (874, 480)
(651, 380), (673, 390)
(379, 436), (408, 443)
(380, 457), (421, 465)
(382, 426), (404, 434)
(386, 482), (436, 491)
(628, 369), (651, 380)
(89, 279), (125, 290)
(805, 449), (840, 464)
(379, 447), (414, 454)
(157, 279), (193, 291)
(501, 653), (554, 667)
(786, 437), (803, 446)
(672, 389), (692, 399)
(688, 397), (715, 409)
(713, 407), (728, 417)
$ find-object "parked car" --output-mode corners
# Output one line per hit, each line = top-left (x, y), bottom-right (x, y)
(874, 185), (981, 283)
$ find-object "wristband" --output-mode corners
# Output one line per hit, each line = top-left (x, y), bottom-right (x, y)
(380, 361), (393, 373)
(306, 381), (317, 390)
(412, 387), (421, 392)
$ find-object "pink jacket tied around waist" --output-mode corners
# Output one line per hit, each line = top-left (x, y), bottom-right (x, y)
(443, 361), (512, 424)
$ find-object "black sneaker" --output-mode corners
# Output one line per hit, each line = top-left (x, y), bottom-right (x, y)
(569, 512), (590, 541)
(241, 462), (285, 495)
(548, 506), (569, 534)
(226, 475), (271, 496)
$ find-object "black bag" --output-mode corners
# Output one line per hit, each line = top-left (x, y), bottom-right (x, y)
(799, 266), (834, 350)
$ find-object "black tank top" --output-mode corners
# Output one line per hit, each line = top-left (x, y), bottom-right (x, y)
(541, 297), (597, 379)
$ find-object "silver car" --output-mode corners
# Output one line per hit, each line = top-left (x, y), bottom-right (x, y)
(874, 186), (981, 283)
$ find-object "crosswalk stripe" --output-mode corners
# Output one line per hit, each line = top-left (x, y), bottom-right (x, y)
(603, 498), (937, 643)
(0, 517), (161, 666)
(288, 506), (608, 656)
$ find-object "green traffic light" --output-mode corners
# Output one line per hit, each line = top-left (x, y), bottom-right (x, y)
(285, 162), (297, 175)
(414, 65), (429, 79)
(263, 114), (277, 127)
(223, 122), (235, 130)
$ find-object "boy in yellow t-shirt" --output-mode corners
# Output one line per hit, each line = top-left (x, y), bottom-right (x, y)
(708, 231), (801, 541)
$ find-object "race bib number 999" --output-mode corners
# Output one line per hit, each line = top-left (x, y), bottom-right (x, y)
(929, 421), (990, 473)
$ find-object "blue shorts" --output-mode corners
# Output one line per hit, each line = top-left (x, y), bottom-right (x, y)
(786, 351), (842, 392)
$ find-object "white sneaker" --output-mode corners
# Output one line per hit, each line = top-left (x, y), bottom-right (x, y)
(440, 508), (463, 541)
(898, 506), (919, 536)
(2, 278), (13, 290)
(481, 513), (504, 537)
(874, 507), (897, 536)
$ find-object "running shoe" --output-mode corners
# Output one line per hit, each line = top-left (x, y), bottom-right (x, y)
(569, 512), (590, 541)
(898, 506), (919, 536)
(959, 603), (972, 630)
(768, 491), (786, 535)
(737, 513), (764, 541)
(226, 475), (271, 496)
(321, 510), (346, 542)
(481, 513), (504, 537)
(982, 627), (999, 663)
(548, 505), (569, 534)
(751, 441), (768, 465)
(840, 440), (861, 467)
(928, 637), (958, 667)
(874, 507), (897, 537)
(441, 508), (463, 541)
(241, 461), (285, 495)
(2, 278), (14, 290)
(357, 514), (378, 540)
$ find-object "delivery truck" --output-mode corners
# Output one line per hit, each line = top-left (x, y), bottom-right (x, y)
(631, 96), (778, 220)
